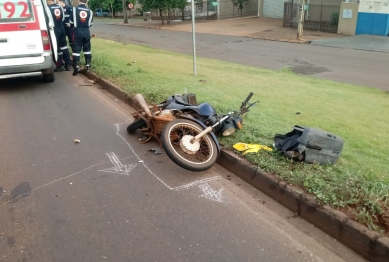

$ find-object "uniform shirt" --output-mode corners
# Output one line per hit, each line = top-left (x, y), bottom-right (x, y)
(48, 4), (65, 29)
(63, 5), (72, 24)
(69, 4), (93, 29)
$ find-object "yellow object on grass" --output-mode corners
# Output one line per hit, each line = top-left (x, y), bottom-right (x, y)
(233, 143), (273, 155)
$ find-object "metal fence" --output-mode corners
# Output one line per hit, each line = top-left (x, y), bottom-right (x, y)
(283, 2), (340, 33)
(147, 0), (258, 22)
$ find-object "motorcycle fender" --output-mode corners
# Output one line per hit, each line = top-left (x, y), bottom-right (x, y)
(179, 115), (220, 155)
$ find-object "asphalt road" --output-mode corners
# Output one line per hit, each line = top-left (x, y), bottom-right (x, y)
(91, 23), (389, 91)
(0, 73), (366, 262)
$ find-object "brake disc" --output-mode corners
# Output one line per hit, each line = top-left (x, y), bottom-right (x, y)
(179, 135), (200, 154)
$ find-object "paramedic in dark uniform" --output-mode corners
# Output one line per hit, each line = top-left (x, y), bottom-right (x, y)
(69, 0), (93, 76)
(58, 0), (73, 52)
(47, 0), (72, 71)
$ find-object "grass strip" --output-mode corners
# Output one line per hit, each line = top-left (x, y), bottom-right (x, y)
(90, 38), (389, 233)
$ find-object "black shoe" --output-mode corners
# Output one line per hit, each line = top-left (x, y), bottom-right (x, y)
(64, 64), (70, 71)
(85, 59), (91, 71)
(72, 62), (80, 76)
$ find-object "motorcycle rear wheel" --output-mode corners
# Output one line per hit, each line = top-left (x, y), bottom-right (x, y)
(161, 119), (218, 172)
(127, 119), (147, 133)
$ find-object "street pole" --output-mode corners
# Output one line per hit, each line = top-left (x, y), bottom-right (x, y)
(297, 0), (305, 40)
(217, 0), (220, 20)
(123, 0), (128, 24)
(191, 0), (197, 76)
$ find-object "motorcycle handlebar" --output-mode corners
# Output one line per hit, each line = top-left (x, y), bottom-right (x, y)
(243, 92), (253, 105)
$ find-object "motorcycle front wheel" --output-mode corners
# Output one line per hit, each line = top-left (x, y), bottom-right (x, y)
(161, 119), (218, 172)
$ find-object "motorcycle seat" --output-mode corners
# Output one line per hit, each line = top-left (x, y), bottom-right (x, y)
(178, 102), (216, 117)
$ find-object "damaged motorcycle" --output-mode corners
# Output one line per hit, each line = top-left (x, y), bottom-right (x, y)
(127, 92), (258, 172)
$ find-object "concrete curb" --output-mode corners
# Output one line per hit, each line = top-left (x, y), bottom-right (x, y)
(108, 22), (161, 29)
(82, 70), (389, 262)
(245, 35), (310, 44)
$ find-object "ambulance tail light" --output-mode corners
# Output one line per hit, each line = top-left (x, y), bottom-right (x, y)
(41, 30), (51, 51)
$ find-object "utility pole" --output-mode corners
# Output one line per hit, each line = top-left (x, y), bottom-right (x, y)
(297, 0), (305, 40)
(123, 0), (128, 24)
(191, 0), (197, 76)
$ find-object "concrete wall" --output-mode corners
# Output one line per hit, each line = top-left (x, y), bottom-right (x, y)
(337, 2), (359, 35)
(310, 0), (341, 3)
(305, 2), (340, 22)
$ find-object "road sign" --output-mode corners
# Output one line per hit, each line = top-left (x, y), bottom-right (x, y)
(128, 3), (134, 9)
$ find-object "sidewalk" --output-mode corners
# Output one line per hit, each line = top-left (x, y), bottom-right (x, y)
(311, 34), (389, 53)
(104, 16), (340, 43)
(161, 17), (340, 43)
(101, 17), (389, 52)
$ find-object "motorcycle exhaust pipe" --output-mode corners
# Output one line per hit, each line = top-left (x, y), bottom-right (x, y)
(134, 94), (151, 117)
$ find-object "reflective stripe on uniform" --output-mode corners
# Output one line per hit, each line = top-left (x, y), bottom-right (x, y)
(72, 53), (80, 56)
(65, 15), (70, 17)
(88, 11), (93, 27)
(58, 52), (63, 55)
(73, 7), (77, 28)
(60, 46), (68, 50)
(83, 52), (91, 54)
(60, 6), (65, 22)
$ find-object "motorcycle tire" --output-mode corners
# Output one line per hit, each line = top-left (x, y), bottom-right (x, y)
(127, 119), (147, 133)
(161, 119), (218, 172)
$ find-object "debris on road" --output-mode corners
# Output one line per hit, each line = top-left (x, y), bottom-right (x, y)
(149, 148), (163, 155)
(74, 139), (80, 143)
(78, 80), (96, 86)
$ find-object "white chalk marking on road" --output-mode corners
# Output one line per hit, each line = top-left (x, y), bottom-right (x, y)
(114, 124), (222, 192)
(99, 152), (137, 175)
(112, 122), (131, 126)
(0, 158), (132, 206)
(198, 182), (224, 203)
(174, 177), (220, 191)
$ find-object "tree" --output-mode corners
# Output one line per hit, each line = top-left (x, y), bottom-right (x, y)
(89, 0), (123, 18)
(138, 0), (187, 25)
(231, 0), (249, 15)
(172, 0), (187, 21)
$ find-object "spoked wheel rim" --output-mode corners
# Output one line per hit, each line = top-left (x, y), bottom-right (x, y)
(167, 122), (214, 166)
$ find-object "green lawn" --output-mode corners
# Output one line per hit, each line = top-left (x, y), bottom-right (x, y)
(90, 38), (389, 233)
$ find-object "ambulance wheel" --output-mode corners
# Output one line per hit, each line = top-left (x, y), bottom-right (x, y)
(42, 66), (55, 83)
(43, 72), (55, 83)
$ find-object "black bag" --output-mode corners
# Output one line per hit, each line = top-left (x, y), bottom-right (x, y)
(274, 126), (344, 165)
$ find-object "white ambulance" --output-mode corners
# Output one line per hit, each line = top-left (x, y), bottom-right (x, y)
(0, 0), (58, 82)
